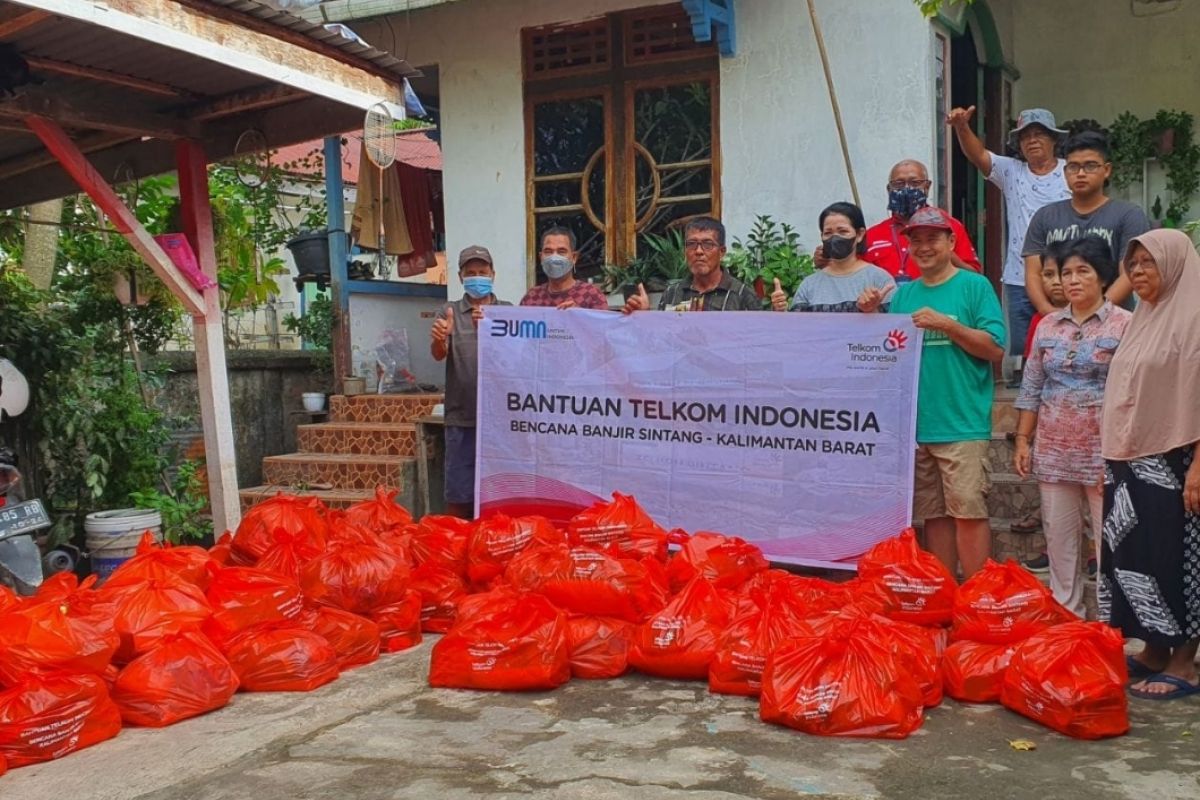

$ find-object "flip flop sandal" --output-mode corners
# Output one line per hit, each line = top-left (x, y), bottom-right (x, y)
(1129, 674), (1200, 701)
(1126, 655), (1159, 681)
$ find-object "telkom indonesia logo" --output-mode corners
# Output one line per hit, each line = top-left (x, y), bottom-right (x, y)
(883, 329), (909, 352)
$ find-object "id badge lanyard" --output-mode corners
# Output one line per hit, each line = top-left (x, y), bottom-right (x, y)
(890, 221), (914, 283)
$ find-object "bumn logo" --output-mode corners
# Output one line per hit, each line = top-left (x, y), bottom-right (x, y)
(490, 319), (548, 339)
(883, 329), (908, 352)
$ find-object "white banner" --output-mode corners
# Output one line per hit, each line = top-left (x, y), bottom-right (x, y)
(476, 307), (922, 569)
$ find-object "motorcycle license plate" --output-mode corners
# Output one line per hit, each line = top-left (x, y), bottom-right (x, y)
(0, 499), (51, 538)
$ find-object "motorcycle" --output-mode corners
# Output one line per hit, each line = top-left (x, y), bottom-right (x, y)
(0, 358), (58, 594)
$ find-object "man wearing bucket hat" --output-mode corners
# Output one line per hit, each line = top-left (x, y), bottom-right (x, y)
(947, 106), (1070, 387)
(859, 207), (1006, 580)
(430, 245), (512, 519)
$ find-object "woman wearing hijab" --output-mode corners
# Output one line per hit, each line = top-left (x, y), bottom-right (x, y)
(1101, 228), (1200, 700)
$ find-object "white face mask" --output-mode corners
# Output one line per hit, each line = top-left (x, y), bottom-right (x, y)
(541, 254), (574, 280)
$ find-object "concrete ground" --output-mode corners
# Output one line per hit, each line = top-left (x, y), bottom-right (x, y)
(4, 638), (1199, 800)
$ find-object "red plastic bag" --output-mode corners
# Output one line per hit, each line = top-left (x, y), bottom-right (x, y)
(857, 529), (957, 626)
(110, 576), (212, 663)
(942, 639), (1018, 703)
(411, 515), (471, 574)
(504, 544), (669, 623)
(1001, 622), (1129, 739)
(886, 619), (944, 708)
(300, 544), (410, 614)
(709, 580), (809, 696)
(104, 533), (216, 591)
(111, 631), (238, 727)
(233, 494), (328, 564)
(466, 514), (563, 589)
(0, 673), (122, 767)
(410, 562), (467, 633)
(202, 565), (305, 649)
(0, 585), (19, 615)
(665, 531), (769, 593)
(629, 576), (733, 680)
(0, 601), (118, 685)
(429, 589), (569, 691)
(370, 590), (423, 653)
(566, 616), (633, 679)
(951, 559), (1074, 644)
(343, 487), (413, 532)
(759, 616), (925, 739)
(567, 492), (670, 561)
(209, 531), (234, 565)
(224, 624), (340, 692)
(301, 607), (380, 669)
(256, 527), (327, 582)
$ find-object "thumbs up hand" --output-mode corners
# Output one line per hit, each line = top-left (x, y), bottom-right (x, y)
(622, 283), (651, 315)
(431, 307), (453, 344)
(770, 278), (789, 312)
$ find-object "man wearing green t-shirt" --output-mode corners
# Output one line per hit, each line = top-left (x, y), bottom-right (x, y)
(858, 207), (1006, 578)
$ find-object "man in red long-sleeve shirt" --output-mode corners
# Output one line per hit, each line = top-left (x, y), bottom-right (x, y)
(856, 159), (983, 283)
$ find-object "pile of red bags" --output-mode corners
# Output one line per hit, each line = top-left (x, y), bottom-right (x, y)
(0, 492), (1131, 776)
(0, 488), (439, 775)
(943, 559), (1075, 703)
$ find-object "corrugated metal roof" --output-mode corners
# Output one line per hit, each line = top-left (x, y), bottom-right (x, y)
(203, 0), (419, 79)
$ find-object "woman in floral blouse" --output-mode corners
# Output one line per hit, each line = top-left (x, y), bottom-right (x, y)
(1014, 236), (1131, 617)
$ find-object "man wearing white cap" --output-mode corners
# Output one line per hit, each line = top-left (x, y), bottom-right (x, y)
(947, 106), (1070, 386)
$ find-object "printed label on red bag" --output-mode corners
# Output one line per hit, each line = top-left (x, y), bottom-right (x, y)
(882, 576), (944, 610)
(468, 641), (510, 671)
(573, 523), (629, 546)
(794, 682), (842, 721)
(568, 548), (605, 578)
(650, 617), (683, 648)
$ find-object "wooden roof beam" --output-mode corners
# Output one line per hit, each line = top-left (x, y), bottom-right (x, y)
(24, 55), (195, 99)
(8, 0), (403, 112)
(0, 89), (199, 139)
(0, 8), (49, 38)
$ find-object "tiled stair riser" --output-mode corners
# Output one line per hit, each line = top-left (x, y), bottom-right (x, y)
(329, 394), (442, 424)
(298, 423), (417, 457)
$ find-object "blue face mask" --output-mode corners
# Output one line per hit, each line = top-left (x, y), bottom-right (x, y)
(887, 187), (928, 219)
(463, 276), (493, 299)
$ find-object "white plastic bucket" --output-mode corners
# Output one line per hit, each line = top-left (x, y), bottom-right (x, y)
(85, 508), (163, 581)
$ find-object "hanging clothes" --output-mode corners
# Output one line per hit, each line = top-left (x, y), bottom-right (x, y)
(351, 140), (414, 256)
(392, 161), (437, 276)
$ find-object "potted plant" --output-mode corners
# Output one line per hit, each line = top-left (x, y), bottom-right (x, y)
(1107, 112), (1153, 191)
(725, 215), (815, 306)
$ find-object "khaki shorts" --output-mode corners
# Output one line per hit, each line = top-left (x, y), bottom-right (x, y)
(913, 440), (991, 521)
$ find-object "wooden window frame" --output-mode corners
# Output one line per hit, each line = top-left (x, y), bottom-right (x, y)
(522, 5), (720, 282)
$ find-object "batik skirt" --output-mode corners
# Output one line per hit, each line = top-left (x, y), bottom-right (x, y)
(1101, 445), (1200, 646)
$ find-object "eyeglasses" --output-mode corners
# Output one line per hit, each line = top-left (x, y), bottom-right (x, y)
(684, 240), (721, 252)
(1126, 257), (1157, 273)
(1064, 161), (1108, 175)
(887, 179), (931, 191)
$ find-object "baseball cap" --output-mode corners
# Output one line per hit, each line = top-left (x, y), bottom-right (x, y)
(902, 207), (954, 236)
(457, 245), (493, 268)
(1008, 108), (1067, 150)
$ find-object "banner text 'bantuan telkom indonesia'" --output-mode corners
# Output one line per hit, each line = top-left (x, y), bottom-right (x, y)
(476, 307), (921, 568)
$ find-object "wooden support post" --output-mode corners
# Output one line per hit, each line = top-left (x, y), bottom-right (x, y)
(325, 135), (352, 390)
(176, 139), (242, 535)
(23, 115), (204, 314)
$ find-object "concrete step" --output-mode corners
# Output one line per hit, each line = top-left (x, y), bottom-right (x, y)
(987, 471), (1039, 521)
(261, 452), (415, 494)
(239, 485), (375, 512)
(297, 422), (417, 457)
(329, 393), (442, 424)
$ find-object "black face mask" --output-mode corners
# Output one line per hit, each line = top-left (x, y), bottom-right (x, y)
(823, 235), (858, 261)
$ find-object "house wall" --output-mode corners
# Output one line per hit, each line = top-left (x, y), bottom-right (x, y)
(720, 0), (936, 248)
(1009, 0), (1200, 216)
(357, 0), (938, 302)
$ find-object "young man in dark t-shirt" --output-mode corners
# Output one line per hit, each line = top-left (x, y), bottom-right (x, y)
(1022, 131), (1149, 314)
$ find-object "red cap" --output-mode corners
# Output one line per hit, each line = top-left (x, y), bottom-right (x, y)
(901, 207), (954, 236)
